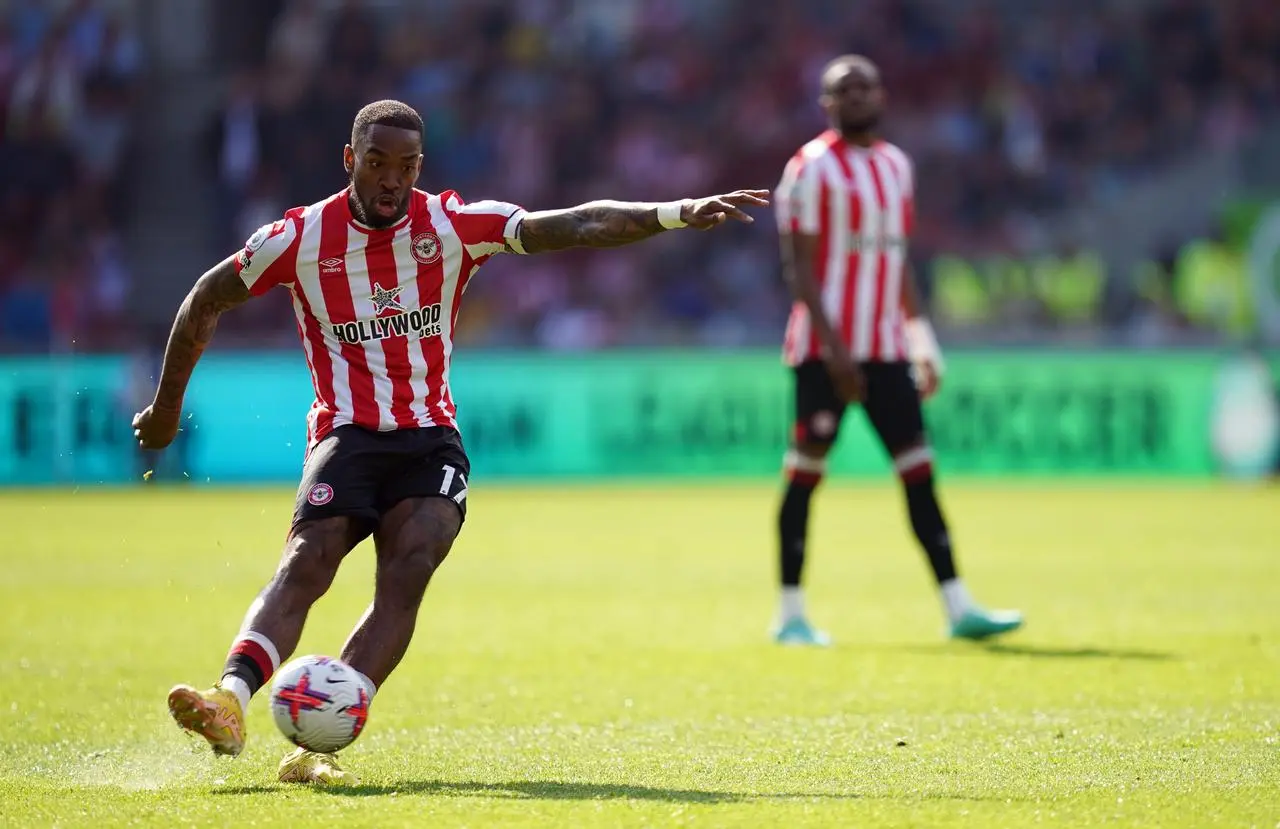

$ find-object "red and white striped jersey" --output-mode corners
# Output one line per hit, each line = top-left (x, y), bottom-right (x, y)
(774, 129), (915, 365)
(234, 187), (526, 449)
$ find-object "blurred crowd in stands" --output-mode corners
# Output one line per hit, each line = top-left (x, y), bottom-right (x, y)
(4, 0), (1280, 352)
(0, 0), (140, 352)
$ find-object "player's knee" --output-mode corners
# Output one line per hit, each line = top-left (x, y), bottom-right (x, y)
(373, 496), (461, 607)
(785, 443), (830, 487)
(892, 440), (934, 485)
(380, 536), (452, 607)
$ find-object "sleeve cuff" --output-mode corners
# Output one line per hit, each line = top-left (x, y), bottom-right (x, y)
(503, 209), (528, 255)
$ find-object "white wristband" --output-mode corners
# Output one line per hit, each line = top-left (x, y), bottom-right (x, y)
(905, 317), (944, 372)
(657, 201), (687, 230)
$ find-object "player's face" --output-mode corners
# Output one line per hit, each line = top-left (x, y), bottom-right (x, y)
(344, 125), (423, 228)
(820, 63), (885, 134)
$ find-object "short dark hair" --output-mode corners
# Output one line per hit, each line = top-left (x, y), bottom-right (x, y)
(820, 54), (880, 91)
(351, 99), (424, 147)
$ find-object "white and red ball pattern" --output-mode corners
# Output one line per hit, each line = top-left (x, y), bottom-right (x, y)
(269, 655), (370, 753)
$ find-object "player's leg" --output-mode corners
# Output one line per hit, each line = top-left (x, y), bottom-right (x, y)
(277, 428), (467, 785)
(339, 428), (468, 685)
(773, 359), (845, 646)
(167, 427), (380, 756)
(340, 495), (461, 686)
(861, 362), (1022, 640)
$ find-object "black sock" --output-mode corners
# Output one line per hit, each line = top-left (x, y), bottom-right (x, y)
(779, 479), (817, 587)
(904, 476), (957, 584)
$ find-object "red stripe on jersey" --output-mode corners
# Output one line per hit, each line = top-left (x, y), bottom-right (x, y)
(865, 155), (890, 360)
(411, 197), (449, 428)
(318, 201), (380, 429)
(364, 230), (418, 429)
(824, 143), (860, 357)
(284, 231), (337, 450)
(811, 174), (831, 361)
(442, 257), (474, 425)
(876, 149), (912, 359)
(296, 292), (335, 446)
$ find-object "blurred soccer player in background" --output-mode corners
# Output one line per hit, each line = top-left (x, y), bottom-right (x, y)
(770, 56), (1023, 646)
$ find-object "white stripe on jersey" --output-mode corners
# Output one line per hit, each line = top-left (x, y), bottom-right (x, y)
(873, 152), (907, 355)
(239, 219), (298, 293)
(848, 152), (880, 359)
(344, 222), (398, 431)
(294, 199), (355, 432)
(426, 194), (465, 425)
(817, 151), (847, 342)
(387, 219), (434, 427)
(287, 211), (325, 434)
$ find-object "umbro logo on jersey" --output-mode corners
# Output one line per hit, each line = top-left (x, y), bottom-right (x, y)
(319, 258), (344, 274)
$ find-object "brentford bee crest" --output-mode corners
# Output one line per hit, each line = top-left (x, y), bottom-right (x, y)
(411, 232), (442, 265)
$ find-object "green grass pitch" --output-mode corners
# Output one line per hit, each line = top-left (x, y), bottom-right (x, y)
(0, 480), (1276, 827)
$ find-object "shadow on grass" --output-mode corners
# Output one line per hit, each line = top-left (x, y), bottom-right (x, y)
(211, 779), (1022, 802)
(890, 642), (1177, 661)
(208, 780), (774, 801)
(980, 642), (1177, 660)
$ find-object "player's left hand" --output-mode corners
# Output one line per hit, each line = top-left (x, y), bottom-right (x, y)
(133, 403), (182, 450)
(681, 190), (771, 229)
(914, 358), (942, 401)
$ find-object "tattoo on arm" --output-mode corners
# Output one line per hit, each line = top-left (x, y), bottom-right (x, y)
(516, 201), (668, 254)
(152, 255), (251, 412)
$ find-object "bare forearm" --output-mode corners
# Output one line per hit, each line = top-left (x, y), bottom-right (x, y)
(782, 237), (843, 354)
(152, 257), (250, 411)
(517, 200), (677, 253)
(153, 295), (219, 411)
(902, 261), (924, 319)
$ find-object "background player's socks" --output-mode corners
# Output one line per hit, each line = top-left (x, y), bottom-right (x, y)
(779, 450), (825, 602)
(939, 578), (975, 623)
(896, 447), (959, 586)
(221, 630), (281, 710)
(778, 585), (806, 623)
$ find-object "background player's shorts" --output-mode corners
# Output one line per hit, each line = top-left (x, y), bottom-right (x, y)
(792, 359), (926, 453)
(291, 424), (470, 539)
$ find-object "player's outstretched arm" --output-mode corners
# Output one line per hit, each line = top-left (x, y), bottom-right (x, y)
(514, 190), (770, 254)
(133, 255), (251, 450)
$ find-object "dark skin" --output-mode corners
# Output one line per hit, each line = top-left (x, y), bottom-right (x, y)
(133, 120), (769, 690)
(782, 58), (939, 464)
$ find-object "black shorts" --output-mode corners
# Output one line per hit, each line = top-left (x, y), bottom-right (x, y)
(291, 424), (470, 539)
(792, 359), (926, 453)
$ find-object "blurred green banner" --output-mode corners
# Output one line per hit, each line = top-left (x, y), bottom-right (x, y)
(1, 350), (1276, 485)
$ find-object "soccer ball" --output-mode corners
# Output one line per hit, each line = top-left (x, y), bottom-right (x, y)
(269, 655), (370, 753)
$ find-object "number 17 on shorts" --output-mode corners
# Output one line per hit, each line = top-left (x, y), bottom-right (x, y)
(438, 463), (467, 504)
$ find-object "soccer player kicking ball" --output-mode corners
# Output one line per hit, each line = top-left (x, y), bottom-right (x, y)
(769, 56), (1023, 646)
(133, 99), (770, 785)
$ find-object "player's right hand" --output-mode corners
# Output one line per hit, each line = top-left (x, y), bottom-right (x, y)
(681, 190), (771, 229)
(825, 351), (865, 403)
(133, 403), (182, 450)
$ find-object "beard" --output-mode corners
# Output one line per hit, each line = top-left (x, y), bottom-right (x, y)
(349, 189), (410, 229)
(840, 112), (881, 134)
